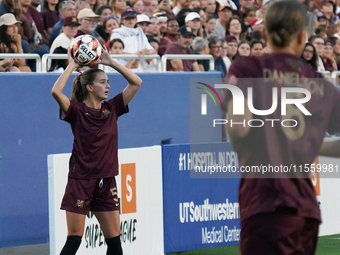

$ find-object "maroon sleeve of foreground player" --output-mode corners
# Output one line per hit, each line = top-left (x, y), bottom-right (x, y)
(107, 92), (129, 118)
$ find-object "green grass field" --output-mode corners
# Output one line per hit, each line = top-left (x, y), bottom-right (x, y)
(167, 234), (340, 255)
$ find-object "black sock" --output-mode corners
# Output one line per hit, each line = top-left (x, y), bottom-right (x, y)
(60, 235), (82, 255)
(106, 236), (123, 255)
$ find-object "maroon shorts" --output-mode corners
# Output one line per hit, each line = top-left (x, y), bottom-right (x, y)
(240, 212), (320, 255)
(61, 177), (119, 215)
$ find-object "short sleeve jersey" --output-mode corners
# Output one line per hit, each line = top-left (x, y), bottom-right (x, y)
(61, 92), (129, 179)
(225, 53), (340, 222)
(164, 42), (197, 71)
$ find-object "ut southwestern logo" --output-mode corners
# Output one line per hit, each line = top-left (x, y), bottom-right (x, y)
(197, 82), (311, 130)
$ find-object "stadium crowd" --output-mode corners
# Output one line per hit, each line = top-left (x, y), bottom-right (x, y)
(1, 0), (340, 73)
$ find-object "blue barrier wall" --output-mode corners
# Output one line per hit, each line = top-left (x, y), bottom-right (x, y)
(0, 72), (222, 248)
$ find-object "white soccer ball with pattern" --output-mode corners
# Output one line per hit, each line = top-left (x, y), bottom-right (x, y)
(71, 35), (102, 66)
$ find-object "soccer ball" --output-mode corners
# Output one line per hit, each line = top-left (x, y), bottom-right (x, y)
(71, 35), (102, 66)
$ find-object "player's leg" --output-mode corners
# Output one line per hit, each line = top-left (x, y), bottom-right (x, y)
(240, 212), (305, 255)
(94, 210), (122, 255)
(300, 218), (319, 255)
(60, 211), (86, 255)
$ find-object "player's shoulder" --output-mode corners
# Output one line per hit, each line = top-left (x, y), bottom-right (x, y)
(227, 56), (262, 78)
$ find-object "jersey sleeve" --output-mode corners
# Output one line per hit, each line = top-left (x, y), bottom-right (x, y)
(327, 86), (340, 134)
(108, 92), (129, 118)
(59, 100), (79, 124)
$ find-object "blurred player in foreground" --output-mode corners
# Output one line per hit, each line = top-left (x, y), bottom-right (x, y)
(223, 0), (340, 254)
(51, 47), (142, 255)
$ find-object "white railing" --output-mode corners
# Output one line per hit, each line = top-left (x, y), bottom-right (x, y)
(0, 53), (41, 73)
(161, 54), (215, 72)
(103, 54), (161, 72)
(42, 54), (68, 73)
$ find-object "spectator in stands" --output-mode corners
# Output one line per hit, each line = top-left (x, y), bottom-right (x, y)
(301, 42), (318, 70)
(86, 0), (97, 11)
(175, 7), (191, 27)
(172, 0), (190, 16)
(144, 0), (159, 15)
(146, 16), (160, 39)
(250, 39), (264, 56)
(309, 35), (326, 70)
(20, 0), (43, 44)
(154, 12), (168, 37)
(164, 25), (200, 71)
(208, 35), (226, 75)
(238, 0), (254, 20)
(327, 22), (337, 36)
(108, 38), (139, 70)
(48, 46), (68, 72)
(192, 36), (210, 71)
(41, 0), (60, 36)
(225, 17), (241, 42)
(97, 0), (109, 7)
(321, 38), (338, 71)
(241, 8), (254, 38)
(49, 1), (76, 47)
(209, 0), (233, 40)
(102, 16), (119, 42)
(185, 12), (203, 37)
(136, 14), (151, 34)
(195, 8), (206, 31)
(142, 35), (159, 71)
(110, 7), (156, 71)
(201, 0), (207, 9)
(205, 15), (216, 38)
(157, 0), (172, 14)
(0, 13), (31, 72)
(252, 18), (264, 32)
(233, 40), (250, 59)
(221, 39), (231, 69)
(309, 0), (325, 13)
(225, 34), (237, 60)
(76, 8), (106, 45)
(50, 16), (80, 54)
(321, 1), (336, 22)
(131, 0), (145, 14)
(334, 19), (340, 38)
(158, 18), (178, 56)
(27, 0), (49, 45)
(328, 35), (340, 68)
(76, 0), (91, 14)
(315, 23), (327, 38)
(205, 0), (217, 18)
(189, 0), (201, 9)
(110, 0), (126, 24)
(96, 5), (113, 25)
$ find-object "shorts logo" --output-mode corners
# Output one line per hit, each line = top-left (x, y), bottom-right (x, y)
(110, 187), (119, 203)
(121, 163), (136, 214)
(76, 200), (84, 209)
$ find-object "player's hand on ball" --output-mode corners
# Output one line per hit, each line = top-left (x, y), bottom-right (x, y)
(97, 45), (114, 66)
(67, 48), (82, 69)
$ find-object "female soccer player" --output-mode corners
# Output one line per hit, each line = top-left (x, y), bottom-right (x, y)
(51, 47), (142, 255)
(223, 0), (340, 254)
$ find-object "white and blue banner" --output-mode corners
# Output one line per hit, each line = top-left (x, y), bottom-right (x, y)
(162, 143), (241, 253)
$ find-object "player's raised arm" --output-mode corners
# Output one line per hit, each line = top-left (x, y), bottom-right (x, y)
(51, 50), (80, 113)
(97, 46), (143, 106)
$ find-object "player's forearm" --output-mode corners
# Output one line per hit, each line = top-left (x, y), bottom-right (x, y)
(51, 63), (77, 96)
(108, 59), (142, 87)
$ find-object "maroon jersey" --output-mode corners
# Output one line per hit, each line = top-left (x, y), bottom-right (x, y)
(61, 92), (129, 179)
(41, 9), (60, 31)
(225, 53), (340, 222)
(164, 42), (197, 71)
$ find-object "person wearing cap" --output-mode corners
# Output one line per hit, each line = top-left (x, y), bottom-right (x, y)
(154, 12), (168, 36)
(252, 18), (263, 32)
(185, 12), (203, 37)
(0, 13), (31, 72)
(225, 34), (237, 60)
(49, 16), (80, 54)
(164, 25), (200, 71)
(136, 14), (152, 34)
(0, 13), (30, 71)
(317, 12), (329, 25)
(49, 1), (77, 47)
(209, 0), (233, 40)
(110, 7), (157, 72)
(76, 8), (106, 46)
(321, 38), (338, 71)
